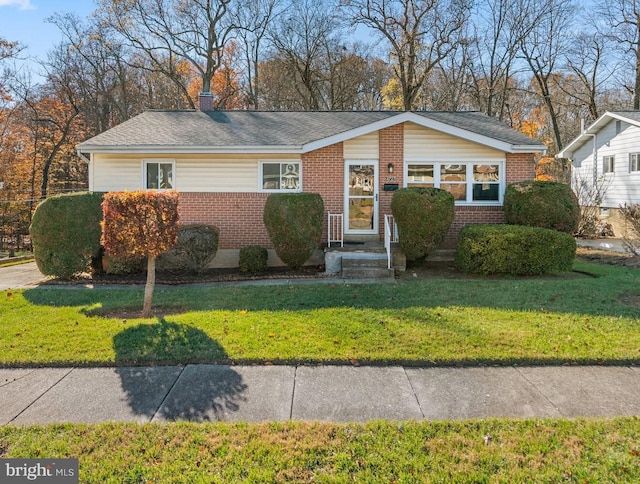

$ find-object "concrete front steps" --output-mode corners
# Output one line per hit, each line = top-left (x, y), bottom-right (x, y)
(325, 242), (401, 280)
(341, 252), (394, 280)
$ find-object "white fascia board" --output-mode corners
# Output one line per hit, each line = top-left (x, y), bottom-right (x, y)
(301, 112), (544, 154)
(77, 144), (305, 155)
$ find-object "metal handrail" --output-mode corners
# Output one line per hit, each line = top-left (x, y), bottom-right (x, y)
(384, 214), (398, 269)
(327, 212), (343, 247)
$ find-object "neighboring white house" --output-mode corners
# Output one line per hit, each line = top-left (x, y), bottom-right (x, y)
(557, 111), (640, 235)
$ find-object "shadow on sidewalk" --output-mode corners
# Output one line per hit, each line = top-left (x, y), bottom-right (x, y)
(113, 318), (247, 421)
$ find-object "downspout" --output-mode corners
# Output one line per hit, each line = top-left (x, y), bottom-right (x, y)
(76, 150), (92, 191)
(580, 119), (597, 185)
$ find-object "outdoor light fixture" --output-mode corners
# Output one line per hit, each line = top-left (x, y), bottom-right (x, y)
(387, 163), (394, 174)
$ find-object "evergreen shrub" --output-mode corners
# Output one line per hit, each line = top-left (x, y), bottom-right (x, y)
(30, 192), (103, 279)
(504, 181), (580, 234)
(263, 193), (324, 269)
(390, 187), (455, 261)
(157, 224), (220, 272)
(239, 245), (268, 273)
(455, 224), (576, 275)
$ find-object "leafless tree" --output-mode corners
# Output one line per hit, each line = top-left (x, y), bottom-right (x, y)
(232, 0), (281, 109)
(267, 0), (346, 110)
(468, 0), (537, 120)
(517, 0), (577, 153)
(343, 0), (472, 110)
(97, 0), (235, 108)
(597, 0), (640, 109)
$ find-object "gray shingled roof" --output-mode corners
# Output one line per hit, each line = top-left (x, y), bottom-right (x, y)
(78, 110), (543, 152)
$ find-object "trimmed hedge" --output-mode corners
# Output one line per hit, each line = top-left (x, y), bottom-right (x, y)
(239, 246), (268, 274)
(263, 193), (324, 269)
(504, 181), (580, 234)
(455, 224), (576, 275)
(390, 187), (455, 261)
(29, 192), (103, 279)
(157, 224), (220, 272)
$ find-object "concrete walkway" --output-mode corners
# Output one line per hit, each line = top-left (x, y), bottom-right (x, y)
(0, 261), (46, 290)
(576, 238), (627, 253)
(2, 365), (640, 424)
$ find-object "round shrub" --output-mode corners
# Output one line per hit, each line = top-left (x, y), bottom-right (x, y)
(390, 187), (455, 261)
(455, 224), (576, 275)
(504, 181), (579, 234)
(239, 245), (268, 273)
(104, 254), (146, 275)
(30, 192), (103, 279)
(157, 224), (220, 272)
(263, 193), (324, 269)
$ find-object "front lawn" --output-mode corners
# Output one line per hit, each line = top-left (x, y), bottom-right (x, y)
(1, 419), (639, 482)
(2, 260), (640, 366)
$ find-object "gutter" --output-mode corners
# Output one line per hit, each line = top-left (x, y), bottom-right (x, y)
(76, 150), (91, 163)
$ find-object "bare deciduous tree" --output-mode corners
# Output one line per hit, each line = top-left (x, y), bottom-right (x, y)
(97, 0), (235, 108)
(343, 0), (472, 110)
(517, 0), (577, 153)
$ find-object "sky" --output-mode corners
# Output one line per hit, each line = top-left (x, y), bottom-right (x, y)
(0, 0), (95, 63)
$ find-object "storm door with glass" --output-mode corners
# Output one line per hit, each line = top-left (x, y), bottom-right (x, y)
(344, 161), (378, 234)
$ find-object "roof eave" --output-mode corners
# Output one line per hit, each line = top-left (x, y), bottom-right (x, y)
(299, 112), (546, 154)
(76, 144), (306, 155)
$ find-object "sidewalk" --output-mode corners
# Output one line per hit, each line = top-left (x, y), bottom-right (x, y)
(2, 364), (640, 424)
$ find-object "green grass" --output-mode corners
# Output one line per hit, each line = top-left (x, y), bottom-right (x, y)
(2, 260), (640, 367)
(1, 419), (640, 482)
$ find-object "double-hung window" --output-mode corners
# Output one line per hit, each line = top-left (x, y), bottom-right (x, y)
(630, 153), (640, 172)
(405, 162), (502, 204)
(144, 160), (174, 189)
(603, 155), (615, 174)
(260, 161), (302, 191)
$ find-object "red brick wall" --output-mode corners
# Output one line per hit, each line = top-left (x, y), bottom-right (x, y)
(178, 146), (537, 251)
(179, 192), (271, 249)
(378, 125), (404, 237)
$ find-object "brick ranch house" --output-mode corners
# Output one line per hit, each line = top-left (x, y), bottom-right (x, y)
(77, 100), (546, 268)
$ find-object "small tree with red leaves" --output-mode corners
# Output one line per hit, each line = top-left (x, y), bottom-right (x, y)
(102, 190), (180, 317)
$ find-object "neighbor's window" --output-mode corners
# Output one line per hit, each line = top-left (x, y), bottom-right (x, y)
(144, 161), (174, 189)
(261, 161), (301, 191)
(603, 155), (615, 174)
(630, 153), (640, 172)
(405, 162), (502, 204)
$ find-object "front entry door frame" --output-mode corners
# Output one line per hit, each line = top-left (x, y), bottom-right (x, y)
(344, 160), (379, 236)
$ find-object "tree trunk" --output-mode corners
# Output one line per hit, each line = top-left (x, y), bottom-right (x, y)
(142, 254), (155, 318)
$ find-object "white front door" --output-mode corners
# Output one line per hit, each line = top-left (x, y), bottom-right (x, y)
(344, 161), (378, 235)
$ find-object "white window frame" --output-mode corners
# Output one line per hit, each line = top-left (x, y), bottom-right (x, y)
(404, 160), (505, 206)
(603, 155), (615, 174)
(143, 159), (175, 190)
(259, 161), (302, 192)
(630, 153), (640, 172)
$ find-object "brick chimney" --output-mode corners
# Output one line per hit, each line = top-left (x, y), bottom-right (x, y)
(199, 92), (214, 111)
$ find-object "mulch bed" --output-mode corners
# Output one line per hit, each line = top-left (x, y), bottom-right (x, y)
(39, 247), (640, 286)
(42, 265), (329, 286)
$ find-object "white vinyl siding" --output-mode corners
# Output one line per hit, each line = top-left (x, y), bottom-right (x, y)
(91, 157), (141, 192)
(343, 132), (379, 159)
(90, 154), (300, 192)
(571, 119), (640, 207)
(404, 122), (504, 161)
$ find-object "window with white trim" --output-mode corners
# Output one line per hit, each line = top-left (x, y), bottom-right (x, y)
(144, 161), (174, 189)
(630, 153), (640, 172)
(260, 161), (301, 191)
(603, 155), (615, 174)
(405, 162), (502, 204)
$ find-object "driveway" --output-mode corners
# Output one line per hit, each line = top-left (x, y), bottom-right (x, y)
(0, 261), (46, 290)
